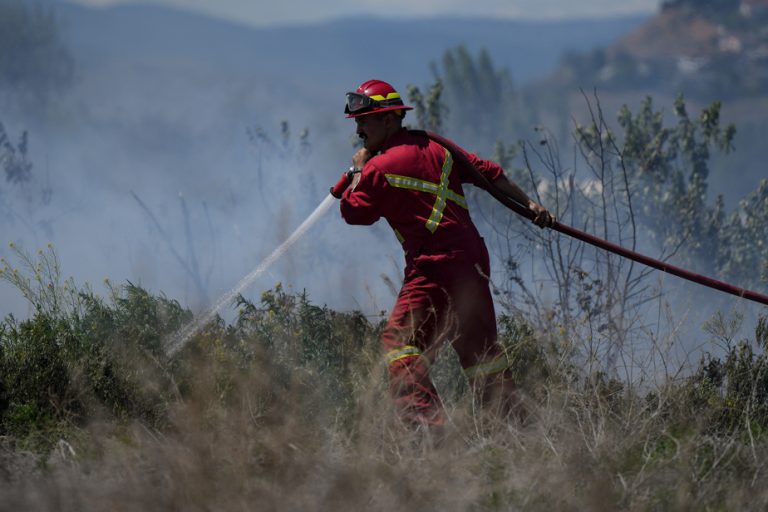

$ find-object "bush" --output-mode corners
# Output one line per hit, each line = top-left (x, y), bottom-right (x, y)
(0, 246), (191, 449)
(0, 247), (383, 449)
(684, 315), (768, 436)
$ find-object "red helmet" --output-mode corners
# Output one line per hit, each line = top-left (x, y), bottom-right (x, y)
(344, 79), (413, 118)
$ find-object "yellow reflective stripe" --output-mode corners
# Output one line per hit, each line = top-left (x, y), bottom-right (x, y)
(386, 174), (467, 209)
(446, 190), (468, 209)
(369, 92), (401, 101)
(464, 355), (510, 379)
(385, 174), (440, 194)
(385, 180), (468, 210)
(384, 159), (468, 230)
(394, 228), (405, 244)
(425, 150), (453, 233)
(385, 345), (421, 364)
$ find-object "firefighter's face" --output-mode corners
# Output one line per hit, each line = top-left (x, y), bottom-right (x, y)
(355, 112), (398, 153)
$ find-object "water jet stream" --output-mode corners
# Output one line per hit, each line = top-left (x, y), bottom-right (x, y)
(166, 194), (336, 355)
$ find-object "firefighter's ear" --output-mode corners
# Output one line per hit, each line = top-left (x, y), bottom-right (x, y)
(386, 111), (404, 129)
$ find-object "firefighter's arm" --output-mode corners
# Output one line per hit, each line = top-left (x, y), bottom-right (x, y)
(492, 174), (555, 229)
(453, 144), (553, 227)
(339, 159), (385, 226)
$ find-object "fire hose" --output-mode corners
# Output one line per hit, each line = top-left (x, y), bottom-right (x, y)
(331, 130), (768, 307)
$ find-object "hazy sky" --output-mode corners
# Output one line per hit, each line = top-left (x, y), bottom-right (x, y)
(72, 0), (661, 26)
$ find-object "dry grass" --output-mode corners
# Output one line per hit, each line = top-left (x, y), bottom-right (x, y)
(3, 336), (768, 512)
(2, 249), (768, 510)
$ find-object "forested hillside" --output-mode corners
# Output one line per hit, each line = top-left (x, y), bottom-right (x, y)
(557, 0), (768, 99)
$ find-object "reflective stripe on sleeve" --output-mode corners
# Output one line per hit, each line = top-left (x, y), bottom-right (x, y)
(464, 354), (511, 379)
(385, 345), (422, 365)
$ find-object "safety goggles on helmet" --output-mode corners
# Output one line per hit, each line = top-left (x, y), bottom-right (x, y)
(344, 91), (405, 115)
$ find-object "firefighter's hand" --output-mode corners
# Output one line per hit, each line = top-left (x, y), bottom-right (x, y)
(351, 147), (372, 170)
(349, 148), (371, 190)
(350, 170), (362, 190)
(528, 201), (555, 228)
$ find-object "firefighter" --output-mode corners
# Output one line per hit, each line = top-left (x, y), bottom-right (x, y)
(339, 79), (554, 427)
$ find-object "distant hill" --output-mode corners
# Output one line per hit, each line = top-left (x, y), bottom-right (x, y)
(553, 0), (768, 102)
(49, 1), (649, 97)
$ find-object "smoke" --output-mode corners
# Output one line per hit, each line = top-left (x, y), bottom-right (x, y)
(2, 2), (764, 377)
(0, 13), (401, 322)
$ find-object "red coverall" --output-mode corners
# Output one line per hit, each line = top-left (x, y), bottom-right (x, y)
(340, 129), (512, 426)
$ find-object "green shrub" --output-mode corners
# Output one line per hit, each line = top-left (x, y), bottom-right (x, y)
(0, 246), (192, 449)
(684, 315), (768, 436)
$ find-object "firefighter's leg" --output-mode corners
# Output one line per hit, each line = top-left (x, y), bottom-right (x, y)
(382, 275), (445, 427)
(447, 257), (522, 419)
(464, 355), (522, 420)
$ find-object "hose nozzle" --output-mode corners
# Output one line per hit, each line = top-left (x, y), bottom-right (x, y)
(330, 168), (358, 198)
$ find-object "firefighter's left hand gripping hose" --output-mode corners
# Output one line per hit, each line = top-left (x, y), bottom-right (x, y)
(330, 167), (360, 199)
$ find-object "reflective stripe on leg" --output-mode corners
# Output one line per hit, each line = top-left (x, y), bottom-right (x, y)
(384, 345), (422, 365)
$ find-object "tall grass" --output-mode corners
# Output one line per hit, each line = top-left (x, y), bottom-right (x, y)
(2, 246), (768, 510)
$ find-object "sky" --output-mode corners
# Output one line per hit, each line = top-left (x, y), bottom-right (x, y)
(72, 0), (661, 26)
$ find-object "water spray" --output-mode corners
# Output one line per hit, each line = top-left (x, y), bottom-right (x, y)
(166, 194), (336, 355)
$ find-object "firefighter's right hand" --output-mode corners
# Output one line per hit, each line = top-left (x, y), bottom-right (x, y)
(351, 147), (372, 170)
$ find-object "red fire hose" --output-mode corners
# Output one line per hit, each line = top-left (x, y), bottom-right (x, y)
(332, 130), (768, 306)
